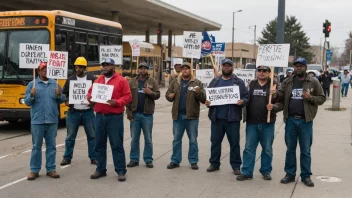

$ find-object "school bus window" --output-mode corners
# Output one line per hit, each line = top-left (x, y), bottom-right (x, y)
(0, 31), (5, 78)
(55, 32), (67, 51)
(75, 44), (86, 58)
(109, 36), (118, 45)
(122, 56), (131, 70)
(88, 34), (98, 62)
(75, 32), (87, 43)
(99, 35), (109, 45)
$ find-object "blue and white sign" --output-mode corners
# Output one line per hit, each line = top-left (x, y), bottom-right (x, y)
(211, 42), (226, 57)
(201, 31), (213, 57)
(326, 49), (332, 61)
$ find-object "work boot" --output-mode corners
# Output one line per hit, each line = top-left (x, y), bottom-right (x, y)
(46, 171), (60, 179)
(233, 168), (241, 175)
(280, 174), (295, 184)
(302, 177), (314, 187)
(263, 173), (272, 180)
(206, 165), (220, 172)
(236, 174), (253, 181)
(167, 162), (179, 169)
(60, 159), (71, 166)
(146, 162), (154, 168)
(127, 161), (139, 168)
(118, 174), (126, 182)
(27, 172), (39, 181)
(191, 163), (199, 170)
(91, 160), (97, 165)
(90, 171), (107, 179)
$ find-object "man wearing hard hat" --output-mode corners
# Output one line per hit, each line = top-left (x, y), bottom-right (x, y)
(60, 57), (97, 166)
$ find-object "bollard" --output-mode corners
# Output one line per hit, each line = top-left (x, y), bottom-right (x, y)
(332, 79), (341, 109)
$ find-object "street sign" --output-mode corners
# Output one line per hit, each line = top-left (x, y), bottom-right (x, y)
(326, 49), (332, 61)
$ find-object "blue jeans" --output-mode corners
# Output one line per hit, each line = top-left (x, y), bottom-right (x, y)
(63, 109), (96, 161)
(341, 83), (349, 96)
(171, 114), (199, 165)
(284, 116), (313, 178)
(129, 113), (153, 163)
(209, 119), (242, 169)
(95, 113), (126, 175)
(30, 123), (58, 173)
(242, 123), (275, 176)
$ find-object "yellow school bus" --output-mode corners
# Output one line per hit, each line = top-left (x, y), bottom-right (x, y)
(0, 10), (124, 123)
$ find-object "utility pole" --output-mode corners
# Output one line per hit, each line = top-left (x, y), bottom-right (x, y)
(276, 0), (285, 44)
(253, 25), (257, 63)
(232, 10), (242, 63)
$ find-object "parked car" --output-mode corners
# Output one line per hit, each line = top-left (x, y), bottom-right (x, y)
(306, 64), (323, 77)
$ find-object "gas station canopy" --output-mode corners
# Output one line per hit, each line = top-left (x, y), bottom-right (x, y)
(0, 0), (222, 35)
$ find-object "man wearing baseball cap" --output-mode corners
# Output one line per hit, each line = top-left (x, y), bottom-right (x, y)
(169, 62), (182, 85)
(24, 62), (66, 180)
(126, 62), (160, 169)
(205, 58), (249, 175)
(87, 58), (132, 182)
(165, 62), (206, 170)
(268, 57), (326, 187)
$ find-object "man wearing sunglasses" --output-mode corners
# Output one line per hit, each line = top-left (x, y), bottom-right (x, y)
(24, 62), (66, 180)
(237, 66), (278, 181)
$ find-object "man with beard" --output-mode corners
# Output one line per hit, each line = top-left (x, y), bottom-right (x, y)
(268, 58), (326, 187)
(237, 66), (277, 181)
(60, 57), (97, 166)
(205, 59), (249, 175)
(126, 62), (160, 168)
(24, 62), (66, 180)
(169, 62), (182, 85)
(87, 58), (132, 182)
(165, 62), (206, 170)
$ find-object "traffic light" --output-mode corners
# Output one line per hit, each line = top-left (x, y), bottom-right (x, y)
(323, 20), (331, 38)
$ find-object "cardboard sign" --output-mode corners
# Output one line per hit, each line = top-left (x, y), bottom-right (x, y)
(183, 31), (202, 59)
(196, 69), (214, 88)
(47, 51), (68, 79)
(256, 44), (290, 67)
(171, 58), (183, 67)
(69, 80), (92, 105)
(233, 69), (256, 87)
(91, 83), (114, 104)
(19, 43), (49, 69)
(99, 45), (122, 65)
(129, 40), (140, 57)
(206, 86), (240, 106)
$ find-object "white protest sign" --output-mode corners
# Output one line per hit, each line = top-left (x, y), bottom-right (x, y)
(233, 69), (256, 87)
(91, 83), (114, 104)
(172, 58), (183, 67)
(19, 43), (49, 69)
(69, 80), (92, 105)
(196, 69), (214, 88)
(256, 44), (290, 67)
(47, 51), (68, 79)
(100, 45), (122, 65)
(206, 86), (240, 106)
(129, 40), (140, 57)
(183, 31), (202, 59)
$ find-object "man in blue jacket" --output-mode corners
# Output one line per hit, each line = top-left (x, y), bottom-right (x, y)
(24, 62), (66, 180)
(205, 59), (249, 175)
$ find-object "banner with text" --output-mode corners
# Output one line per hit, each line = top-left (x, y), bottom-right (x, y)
(129, 40), (140, 57)
(183, 31), (202, 59)
(196, 69), (214, 88)
(99, 45), (122, 65)
(19, 43), (49, 69)
(211, 42), (226, 57)
(256, 44), (290, 67)
(91, 83), (114, 104)
(47, 51), (68, 79)
(69, 80), (92, 105)
(206, 86), (240, 106)
(233, 69), (256, 87)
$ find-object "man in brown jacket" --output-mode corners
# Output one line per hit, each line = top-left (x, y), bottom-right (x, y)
(126, 62), (160, 168)
(165, 62), (206, 170)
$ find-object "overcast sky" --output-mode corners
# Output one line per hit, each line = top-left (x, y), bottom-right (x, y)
(125, 0), (352, 54)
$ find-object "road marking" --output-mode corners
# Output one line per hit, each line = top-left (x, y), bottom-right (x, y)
(200, 108), (209, 112)
(0, 154), (13, 160)
(61, 165), (71, 169)
(0, 177), (27, 190)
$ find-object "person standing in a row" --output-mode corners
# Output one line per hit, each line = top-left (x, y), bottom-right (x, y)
(340, 69), (350, 97)
(320, 71), (332, 97)
(169, 62), (182, 85)
(61, 57), (97, 166)
(126, 62), (160, 168)
(205, 59), (249, 175)
(87, 58), (132, 182)
(25, 62), (66, 180)
(166, 62), (206, 170)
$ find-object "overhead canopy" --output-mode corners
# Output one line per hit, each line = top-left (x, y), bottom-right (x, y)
(0, 0), (222, 35)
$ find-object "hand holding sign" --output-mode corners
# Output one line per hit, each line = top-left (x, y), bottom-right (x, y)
(56, 88), (61, 97)
(205, 100), (211, 107)
(91, 83), (114, 104)
(30, 87), (36, 97)
(107, 100), (116, 106)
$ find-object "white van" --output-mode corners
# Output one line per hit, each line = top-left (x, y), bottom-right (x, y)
(306, 64), (323, 77)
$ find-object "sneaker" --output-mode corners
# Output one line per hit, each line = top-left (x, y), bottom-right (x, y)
(263, 173), (272, 180)
(233, 168), (241, 175)
(206, 165), (220, 172)
(167, 162), (179, 169)
(191, 163), (199, 170)
(91, 160), (97, 165)
(46, 171), (60, 179)
(127, 161), (139, 168)
(90, 171), (107, 179)
(27, 172), (39, 181)
(146, 162), (154, 168)
(236, 174), (253, 181)
(118, 174), (126, 182)
(302, 177), (314, 187)
(280, 174), (295, 184)
(60, 159), (71, 166)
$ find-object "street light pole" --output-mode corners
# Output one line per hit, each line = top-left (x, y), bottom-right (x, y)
(232, 9), (242, 64)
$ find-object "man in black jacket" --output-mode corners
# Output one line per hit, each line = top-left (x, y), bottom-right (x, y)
(60, 57), (97, 166)
(205, 59), (249, 175)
